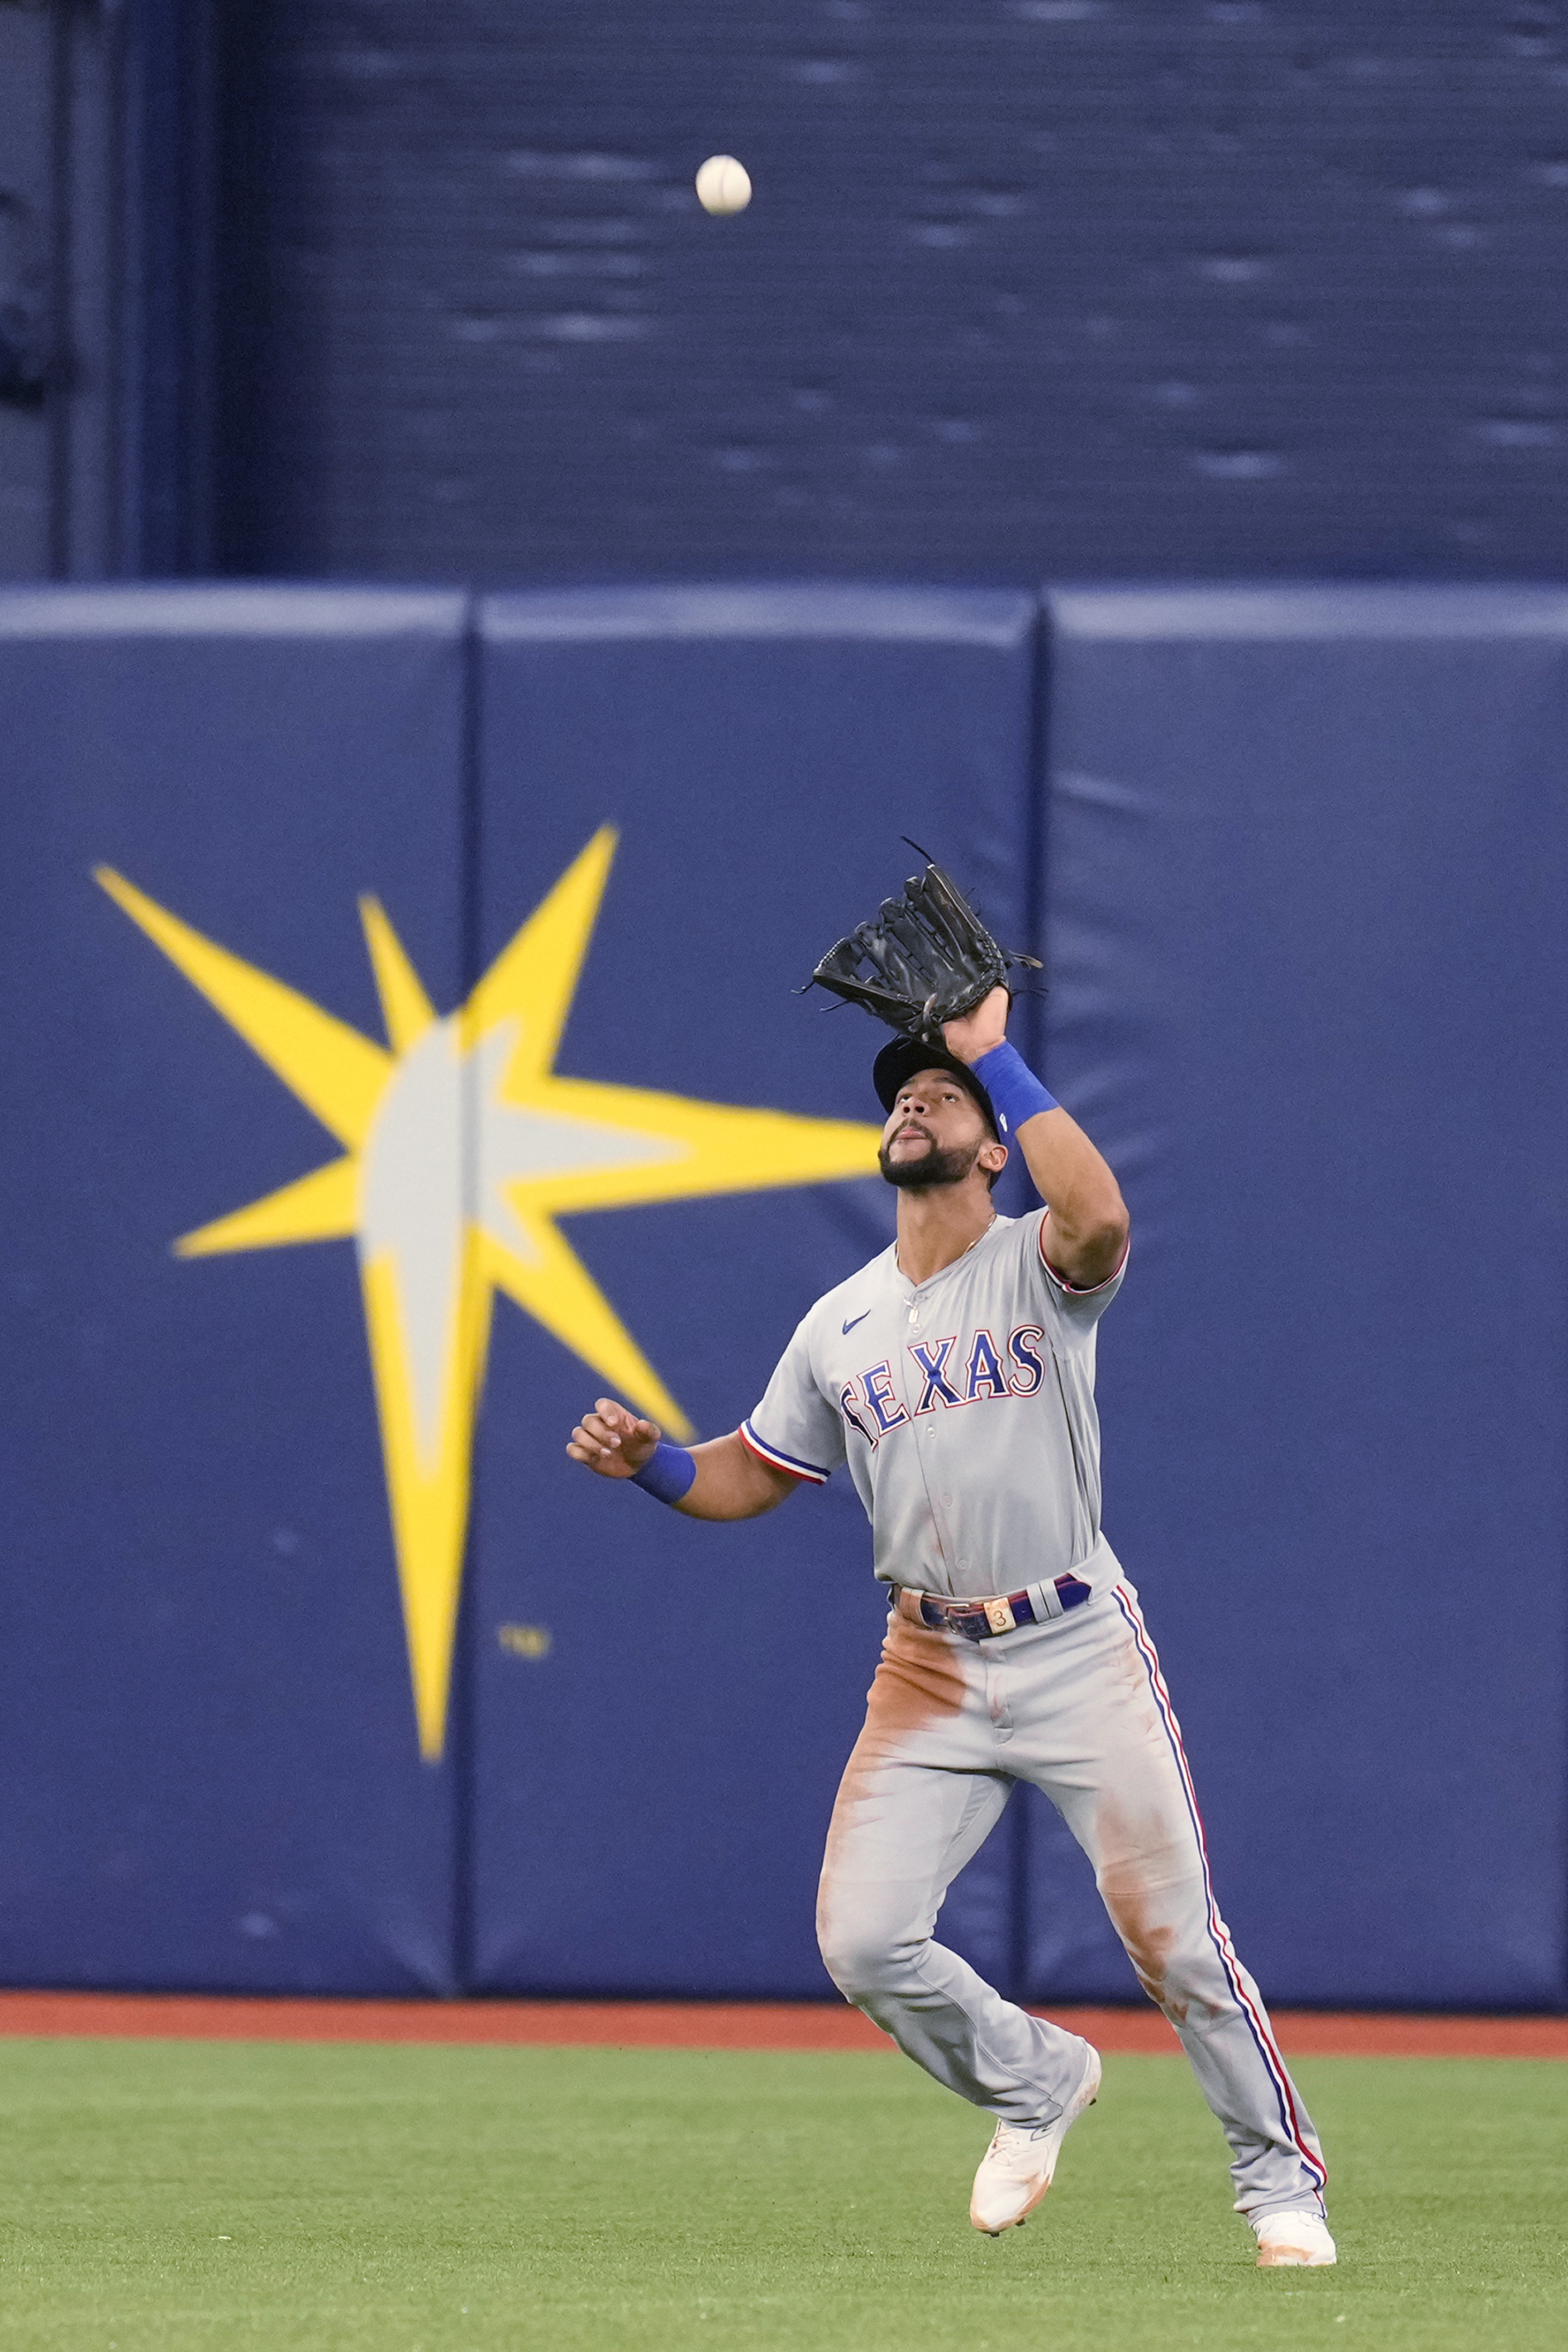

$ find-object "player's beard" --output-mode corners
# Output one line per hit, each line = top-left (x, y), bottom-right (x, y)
(877, 1130), (983, 1190)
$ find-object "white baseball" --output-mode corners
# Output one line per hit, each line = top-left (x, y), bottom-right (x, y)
(695, 155), (752, 215)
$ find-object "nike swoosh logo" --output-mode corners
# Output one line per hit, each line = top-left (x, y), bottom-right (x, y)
(842, 1310), (871, 1334)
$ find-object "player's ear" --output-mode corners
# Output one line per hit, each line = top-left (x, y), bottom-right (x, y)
(979, 1138), (1008, 1178)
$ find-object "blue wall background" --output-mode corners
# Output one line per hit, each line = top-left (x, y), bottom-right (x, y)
(213, 1), (1568, 585)
(1030, 587), (1568, 2009)
(12, 4), (1568, 589)
(0, 587), (468, 1992)
(3, 577), (1564, 2010)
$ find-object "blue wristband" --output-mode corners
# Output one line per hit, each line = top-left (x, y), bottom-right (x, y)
(970, 1040), (1059, 1139)
(631, 1440), (697, 1505)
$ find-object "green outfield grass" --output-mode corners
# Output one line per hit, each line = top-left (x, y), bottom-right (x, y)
(0, 2037), (1563, 2351)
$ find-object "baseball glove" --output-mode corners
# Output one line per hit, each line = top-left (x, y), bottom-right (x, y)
(808, 845), (1041, 1043)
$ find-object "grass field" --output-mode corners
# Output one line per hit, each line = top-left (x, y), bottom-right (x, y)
(0, 2038), (1564, 2351)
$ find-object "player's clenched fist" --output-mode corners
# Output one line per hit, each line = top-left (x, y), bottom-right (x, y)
(567, 1396), (661, 1478)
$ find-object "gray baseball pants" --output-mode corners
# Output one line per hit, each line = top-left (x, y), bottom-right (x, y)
(815, 1578), (1327, 2221)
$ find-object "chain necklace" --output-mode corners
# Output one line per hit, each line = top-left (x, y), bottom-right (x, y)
(896, 1208), (998, 1287)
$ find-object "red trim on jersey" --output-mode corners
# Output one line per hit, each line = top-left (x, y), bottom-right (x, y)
(1039, 1213), (1130, 1296)
(738, 1419), (830, 1485)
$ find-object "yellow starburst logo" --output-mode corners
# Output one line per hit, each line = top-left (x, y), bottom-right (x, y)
(96, 829), (878, 1760)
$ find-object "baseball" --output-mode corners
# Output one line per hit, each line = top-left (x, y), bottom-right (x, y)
(695, 154), (752, 215)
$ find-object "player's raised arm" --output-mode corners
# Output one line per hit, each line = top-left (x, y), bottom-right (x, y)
(943, 988), (1129, 1291)
(566, 1398), (797, 1520)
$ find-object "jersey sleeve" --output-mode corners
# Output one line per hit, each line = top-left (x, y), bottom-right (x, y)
(1030, 1206), (1128, 1328)
(741, 1311), (846, 1486)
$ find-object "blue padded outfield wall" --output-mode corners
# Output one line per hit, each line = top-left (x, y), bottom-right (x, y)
(1028, 589), (1568, 2011)
(0, 588), (469, 1993)
(2, 581), (1566, 2009)
(469, 589), (1037, 1995)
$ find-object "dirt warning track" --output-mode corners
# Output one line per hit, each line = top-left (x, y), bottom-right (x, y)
(0, 1992), (1564, 2057)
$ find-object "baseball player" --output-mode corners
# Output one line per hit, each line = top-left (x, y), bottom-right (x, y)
(567, 989), (1333, 2267)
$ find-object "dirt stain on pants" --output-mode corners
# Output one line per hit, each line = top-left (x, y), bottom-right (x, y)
(818, 1613), (967, 1895)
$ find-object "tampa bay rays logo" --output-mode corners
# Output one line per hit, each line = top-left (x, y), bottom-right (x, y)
(97, 830), (879, 1761)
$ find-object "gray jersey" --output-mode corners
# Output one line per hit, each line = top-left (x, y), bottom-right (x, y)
(742, 1208), (1126, 1599)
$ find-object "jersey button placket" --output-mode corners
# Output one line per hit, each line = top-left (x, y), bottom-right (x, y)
(916, 1421), (946, 1566)
(908, 1297), (952, 1581)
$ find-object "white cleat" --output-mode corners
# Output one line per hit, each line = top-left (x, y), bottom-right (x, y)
(969, 2042), (1102, 2235)
(1253, 2211), (1337, 2267)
